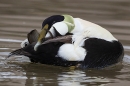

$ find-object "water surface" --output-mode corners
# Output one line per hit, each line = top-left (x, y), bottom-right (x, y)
(0, 0), (130, 86)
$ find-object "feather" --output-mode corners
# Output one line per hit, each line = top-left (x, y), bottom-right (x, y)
(27, 29), (39, 44)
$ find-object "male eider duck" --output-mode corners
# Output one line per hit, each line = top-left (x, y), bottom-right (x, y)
(8, 15), (124, 69)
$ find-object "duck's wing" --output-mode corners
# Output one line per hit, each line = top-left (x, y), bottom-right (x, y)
(27, 29), (39, 44)
(27, 28), (73, 45)
(7, 48), (32, 58)
(42, 35), (72, 45)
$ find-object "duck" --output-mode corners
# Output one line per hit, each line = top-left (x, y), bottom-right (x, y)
(8, 15), (124, 69)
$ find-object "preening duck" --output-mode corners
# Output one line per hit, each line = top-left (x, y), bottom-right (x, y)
(8, 15), (124, 69)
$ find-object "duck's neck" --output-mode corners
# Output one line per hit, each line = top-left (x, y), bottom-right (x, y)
(63, 15), (75, 33)
(70, 18), (84, 34)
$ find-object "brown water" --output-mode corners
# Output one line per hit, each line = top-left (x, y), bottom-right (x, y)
(0, 0), (130, 86)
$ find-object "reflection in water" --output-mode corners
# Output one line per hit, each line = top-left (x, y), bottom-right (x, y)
(0, 0), (130, 86)
(58, 70), (110, 86)
(0, 60), (126, 85)
(0, 63), (124, 86)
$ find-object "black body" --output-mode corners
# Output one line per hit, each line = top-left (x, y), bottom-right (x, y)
(16, 42), (82, 67)
(80, 38), (124, 69)
(8, 38), (124, 69)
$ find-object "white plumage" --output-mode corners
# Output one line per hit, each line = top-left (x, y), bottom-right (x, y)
(57, 44), (86, 61)
(56, 18), (118, 61)
(21, 39), (29, 48)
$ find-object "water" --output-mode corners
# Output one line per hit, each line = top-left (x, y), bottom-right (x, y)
(0, 0), (130, 86)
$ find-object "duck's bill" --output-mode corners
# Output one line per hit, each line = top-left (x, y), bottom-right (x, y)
(7, 48), (31, 58)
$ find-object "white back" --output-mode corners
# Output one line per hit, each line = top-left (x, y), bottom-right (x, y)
(73, 18), (117, 41)
(71, 18), (118, 47)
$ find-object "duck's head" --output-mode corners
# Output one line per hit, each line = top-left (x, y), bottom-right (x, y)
(34, 15), (75, 51)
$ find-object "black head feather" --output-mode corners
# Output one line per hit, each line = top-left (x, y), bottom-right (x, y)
(42, 15), (64, 30)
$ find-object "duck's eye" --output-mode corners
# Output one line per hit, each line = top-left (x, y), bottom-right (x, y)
(24, 42), (28, 47)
